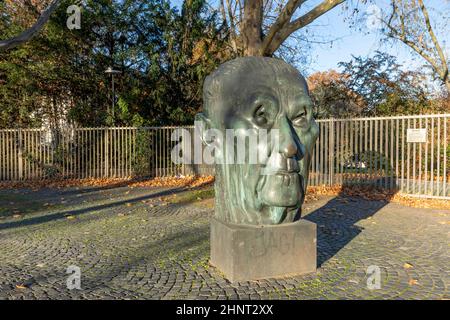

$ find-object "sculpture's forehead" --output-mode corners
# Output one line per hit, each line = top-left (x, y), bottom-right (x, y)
(217, 63), (308, 98)
(203, 58), (310, 122)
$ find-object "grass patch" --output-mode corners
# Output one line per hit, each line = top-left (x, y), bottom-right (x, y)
(168, 187), (215, 205)
(0, 193), (54, 218)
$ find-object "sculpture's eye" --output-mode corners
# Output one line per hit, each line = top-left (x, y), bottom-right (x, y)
(292, 107), (308, 128)
(254, 105), (268, 126)
(252, 95), (278, 127)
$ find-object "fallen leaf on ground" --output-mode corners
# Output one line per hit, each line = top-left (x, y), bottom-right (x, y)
(403, 263), (413, 269)
(408, 279), (419, 286)
(0, 176), (214, 191)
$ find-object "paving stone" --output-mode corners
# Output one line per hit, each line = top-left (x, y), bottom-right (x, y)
(0, 187), (448, 300)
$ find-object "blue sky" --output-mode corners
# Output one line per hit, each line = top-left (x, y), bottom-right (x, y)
(303, 0), (449, 74)
(172, 0), (449, 75)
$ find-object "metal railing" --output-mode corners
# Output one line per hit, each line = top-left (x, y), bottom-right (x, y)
(0, 114), (449, 198)
(310, 114), (449, 198)
(0, 126), (214, 181)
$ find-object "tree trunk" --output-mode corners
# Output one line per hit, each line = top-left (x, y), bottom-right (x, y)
(240, 0), (344, 56)
(242, 0), (264, 56)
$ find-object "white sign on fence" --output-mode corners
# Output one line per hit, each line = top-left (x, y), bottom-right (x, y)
(407, 128), (427, 143)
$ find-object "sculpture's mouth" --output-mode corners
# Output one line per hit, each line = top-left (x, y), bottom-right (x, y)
(272, 171), (299, 186)
(256, 169), (303, 208)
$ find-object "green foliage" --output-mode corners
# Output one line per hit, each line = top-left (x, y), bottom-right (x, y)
(309, 51), (447, 119)
(0, 0), (225, 128)
(308, 70), (364, 119)
(339, 51), (431, 116)
(132, 129), (154, 176)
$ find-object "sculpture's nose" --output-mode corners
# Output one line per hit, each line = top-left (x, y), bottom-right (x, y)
(282, 140), (298, 158)
(279, 117), (304, 160)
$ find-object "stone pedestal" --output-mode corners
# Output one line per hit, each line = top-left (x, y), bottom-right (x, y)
(210, 217), (316, 282)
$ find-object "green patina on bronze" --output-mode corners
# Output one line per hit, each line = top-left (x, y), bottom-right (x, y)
(197, 57), (319, 225)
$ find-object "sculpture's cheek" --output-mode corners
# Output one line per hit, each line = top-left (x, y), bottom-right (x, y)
(294, 121), (319, 155)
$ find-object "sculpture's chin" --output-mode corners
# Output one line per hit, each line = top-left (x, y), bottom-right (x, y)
(257, 172), (303, 208)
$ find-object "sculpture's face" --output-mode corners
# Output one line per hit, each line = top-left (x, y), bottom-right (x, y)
(198, 57), (319, 225)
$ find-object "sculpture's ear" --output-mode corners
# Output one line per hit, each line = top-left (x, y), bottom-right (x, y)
(195, 112), (213, 146)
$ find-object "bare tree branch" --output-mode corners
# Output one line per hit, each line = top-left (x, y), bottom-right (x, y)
(220, 0), (228, 26)
(418, 0), (448, 81)
(381, 0), (449, 90)
(261, 0), (305, 54)
(226, 0), (239, 51)
(0, 0), (62, 52)
(263, 0), (345, 55)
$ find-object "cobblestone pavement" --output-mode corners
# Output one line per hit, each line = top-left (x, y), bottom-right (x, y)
(0, 185), (448, 300)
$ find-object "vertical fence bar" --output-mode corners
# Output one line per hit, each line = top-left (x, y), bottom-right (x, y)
(122, 128), (125, 177)
(412, 118), (417, 194)
(10, 131), (13, 180)
(340, 120), (344, 185)
(358, 120), (362, 185)
(380, 119), (384, 188)
(387, 118), (391, 189)
(443, 116), (447, 196)
(91, 129), (94, 178)
(312, 125), (317, 185)
(406, 118), (411, 193)
(418, 118), (422, 194)
(164, 128), (167, 177)
(430, 118), (435, 196)
(384, 119), (389, 188)
(364, 120), (368, 184)
(105, 129), (109, 178)
(349, 120), (354, 184)
(1, 131), (3, 180)
(6, 131), (10, 180)
(114, 128), (118, 178)
(374, 119), (378, 187)
(436, 117), (441, 196)
(312, 127), (318, 186)
(324, 121), (328, 186)
(158, 128), (162, 177)
(424, 118), (429, 195)
(18, 129), (23, 180)
(368, 120), (373, 186)
(319, 122), (323, 185)
(329, 121), (334, 185)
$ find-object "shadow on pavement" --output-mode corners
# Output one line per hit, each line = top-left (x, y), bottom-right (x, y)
(304, 159), (398, 267)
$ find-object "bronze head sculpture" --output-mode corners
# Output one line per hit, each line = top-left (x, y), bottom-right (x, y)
(196, 57), (319, 226)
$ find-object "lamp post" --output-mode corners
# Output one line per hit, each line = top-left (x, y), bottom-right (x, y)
(105, 67), (121, 123)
